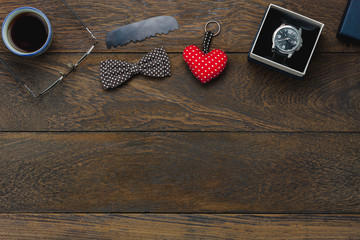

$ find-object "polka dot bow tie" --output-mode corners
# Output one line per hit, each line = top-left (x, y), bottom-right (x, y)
(100, 47), (171, 89)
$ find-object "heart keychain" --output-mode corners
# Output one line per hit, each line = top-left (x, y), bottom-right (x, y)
(183, 21), (228, 83)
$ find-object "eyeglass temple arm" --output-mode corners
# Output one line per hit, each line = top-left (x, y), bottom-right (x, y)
(0, 0), (98, 98)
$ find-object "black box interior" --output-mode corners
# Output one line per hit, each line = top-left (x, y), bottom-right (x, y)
(252, 7), (322, 72)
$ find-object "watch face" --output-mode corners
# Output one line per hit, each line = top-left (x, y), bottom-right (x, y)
(274, 27), (300, 52)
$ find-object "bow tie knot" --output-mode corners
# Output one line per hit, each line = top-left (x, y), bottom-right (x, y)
(100, 47), (171, 89)
(130, 64), (140, 75)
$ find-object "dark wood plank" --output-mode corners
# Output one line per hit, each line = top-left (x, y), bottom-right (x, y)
(1, 53), (359, 131)
(0, 214), (359, 239)
(0, 132), (359, 213)
(0, 0), (356, 53)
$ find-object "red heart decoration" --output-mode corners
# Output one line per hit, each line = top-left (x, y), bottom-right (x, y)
(183, 45), (228, 83)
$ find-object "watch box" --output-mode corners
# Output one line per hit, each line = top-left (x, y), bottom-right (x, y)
(337, 0), (360, 44)
(248, 4), (324, 78)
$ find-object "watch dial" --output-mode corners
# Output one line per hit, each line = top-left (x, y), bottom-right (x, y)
(274, 27), (300, 52)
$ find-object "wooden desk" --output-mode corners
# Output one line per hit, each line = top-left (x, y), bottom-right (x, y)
(0, 0), (359, 238)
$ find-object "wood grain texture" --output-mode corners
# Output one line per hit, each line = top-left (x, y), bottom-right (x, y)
(0, 0), (359, 235)
(0, 132), (359, 213)
(0, 214), (359, 239)
(1, 53), (359, 131)
(0, 0), (358, 53)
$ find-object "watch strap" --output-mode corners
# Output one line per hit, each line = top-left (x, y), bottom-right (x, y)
(281, 19), (300, 29)
(272, 49), (288, 64)
(280, 18), (316, 32)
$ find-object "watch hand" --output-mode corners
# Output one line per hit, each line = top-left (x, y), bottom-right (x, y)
(278, 38), (290, 42)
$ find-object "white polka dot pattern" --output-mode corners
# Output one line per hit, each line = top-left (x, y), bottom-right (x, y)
(183, 45), (228, 83)
(100, 47), (171, 89)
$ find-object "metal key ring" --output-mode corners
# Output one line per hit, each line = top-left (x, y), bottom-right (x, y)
(205, 20), (221, 36)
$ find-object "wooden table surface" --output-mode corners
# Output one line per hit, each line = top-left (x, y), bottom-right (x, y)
(1, 0), (359, 239)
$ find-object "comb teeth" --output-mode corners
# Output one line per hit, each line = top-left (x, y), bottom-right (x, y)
(105, 16), (179, 49)
(117, 27), (179, 47)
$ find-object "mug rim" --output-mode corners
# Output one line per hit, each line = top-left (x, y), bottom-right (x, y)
(1, 6), (52, 57)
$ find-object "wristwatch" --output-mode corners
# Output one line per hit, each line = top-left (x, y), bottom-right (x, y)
(272, 23), (303, 63)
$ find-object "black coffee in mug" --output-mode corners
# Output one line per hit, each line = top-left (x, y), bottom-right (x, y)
(2, 7), (52, 56)
(9, 13), (48, 52)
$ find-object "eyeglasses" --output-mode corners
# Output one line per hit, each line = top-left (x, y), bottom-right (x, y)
(0, 0), (98, 98)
